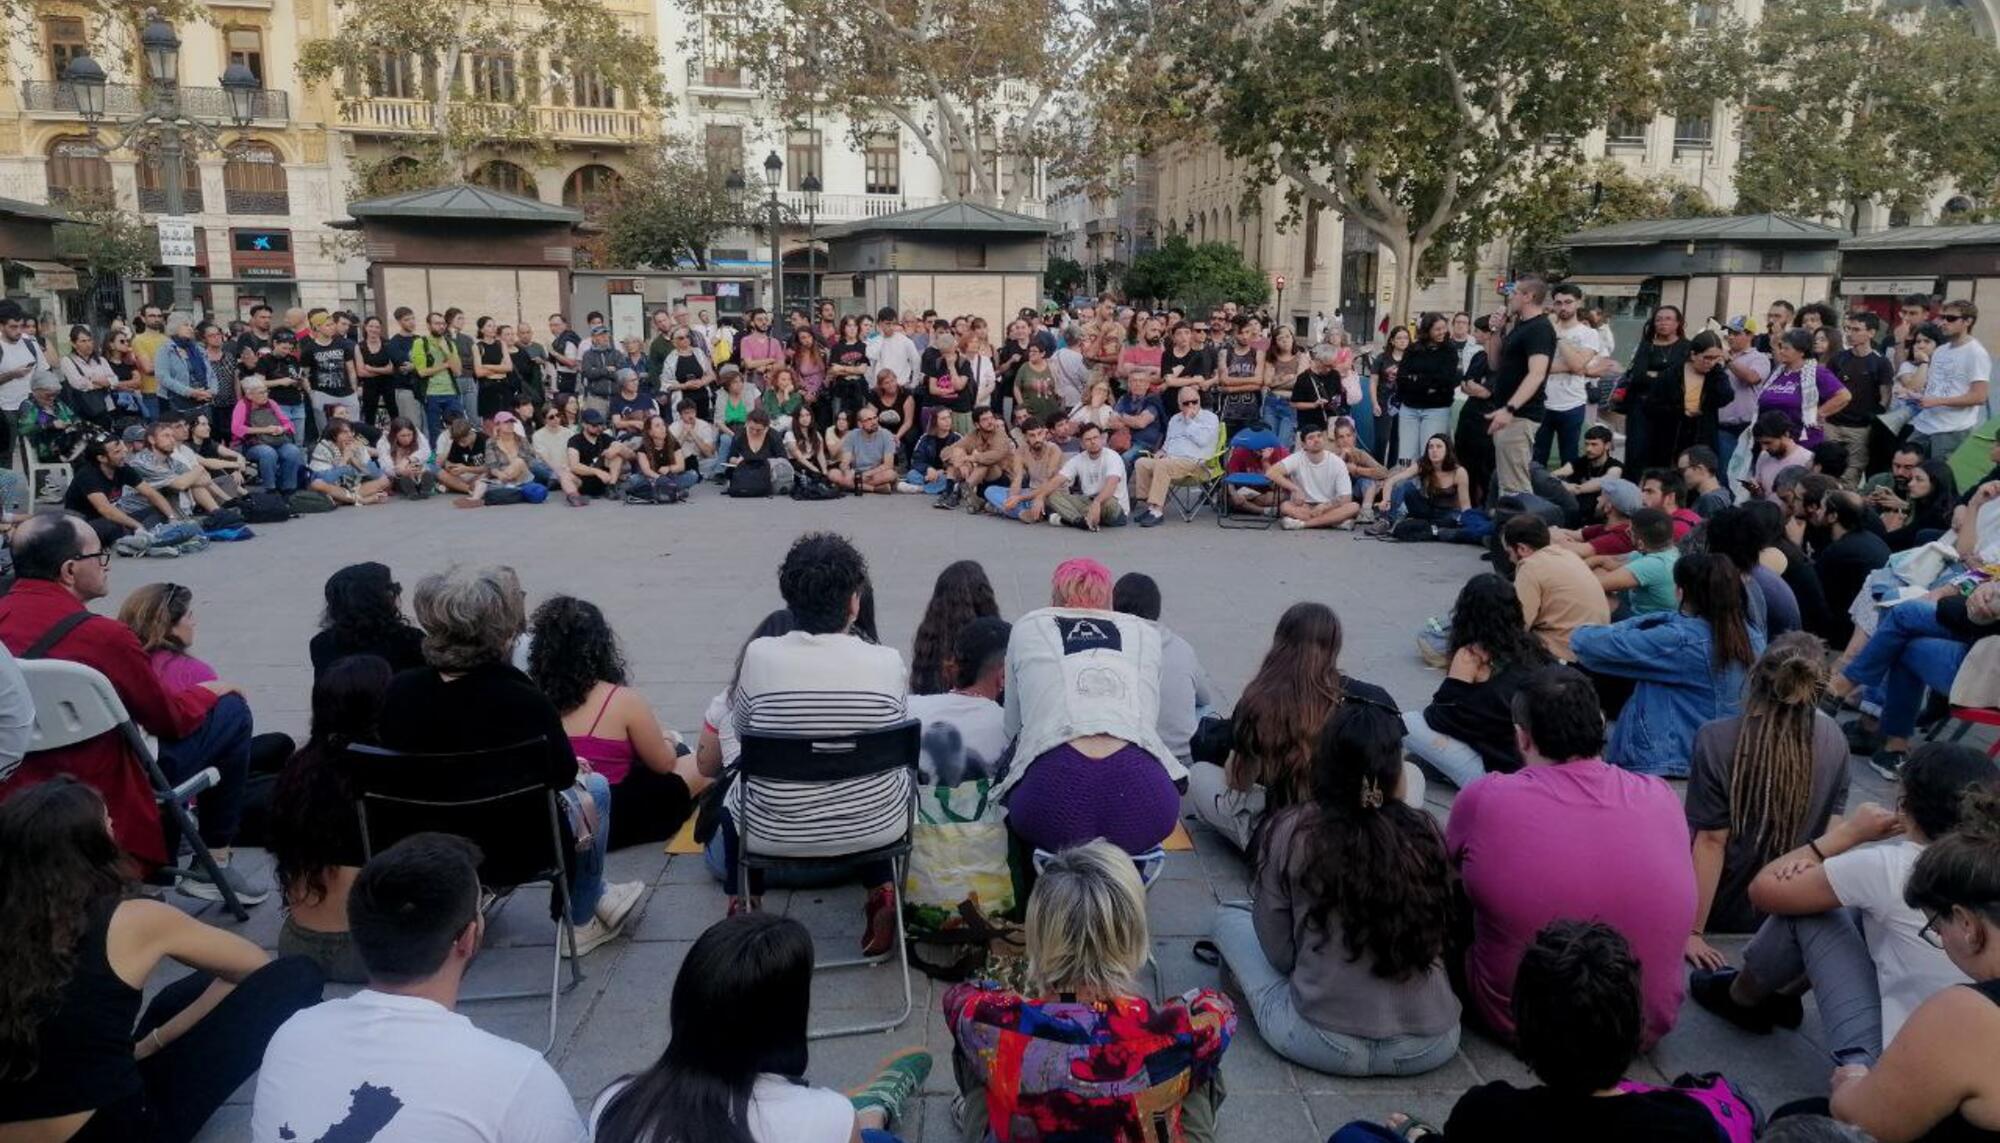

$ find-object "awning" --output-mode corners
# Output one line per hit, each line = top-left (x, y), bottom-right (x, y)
(1562, 275), (1651, 297)
(7, 260), (78, 290)
(1839, 277), (1939, 296)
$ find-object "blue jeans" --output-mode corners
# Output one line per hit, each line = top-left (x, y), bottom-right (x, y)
(528, 459), (555, 486)
(313, 462), (383, 484)
(1263, 394), (1298, 448)
(424, 394), (464, 441)
(903, 468), (949, 494)
(244, 442), (304, 492)
(566, 771), (613, 925)
(1533, 404), (1586, 468)
(1715, 423), (1750, 476)
(1390, 480), (1460, 526)
(983, 485), (1038, 519)
(273, 400), (307, 441)
(1401, 709), (1487, 789)
(156, 693), (253, 850)
(1396, 406), (1452, 464)
(700, 432), (736, 480)
(1840, 601), (1972, 739)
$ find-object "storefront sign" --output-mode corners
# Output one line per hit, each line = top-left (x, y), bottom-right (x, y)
(1840, 277), (1937, 296)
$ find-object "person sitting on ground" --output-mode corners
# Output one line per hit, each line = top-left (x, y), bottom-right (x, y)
(900, 407), (962, 496)
(1113, 572), (1217, 769)
(832, 402), (902, 494)
(1131, 388), (1222, 527)
(528, 595), (710, 850)
(1822, 580), (2000, 781)
(723, 407), (789, 497)
(1827, 785), (2000, 1142)
(565, 407), (627, 503)
(1332, 417), (1390, 517)
(1692, 743), (2000, 1067)
(433, 415), (487, 498)
(1447, 666), (1696, 1048)
(123, 420), (231, 518)
(1677, 444), (1733, 518)
(593, 913), (930, 1143)
(1554, 423), (1624, 525)
(1187, 601), (1399, 851)
(376, 415), (435, 498)
(606, 368), (657, 441)
(0, 512), (268, 901)
(1002, 559), (1186, 858)
(1552, 475), (1643, 557)
(1403, 574), (1554, 789)
(944, 840), (1236, 1142)
(1749, 493), (1837, 640)
(1367, 433), (1469, 534)
(1744, 410), (1815, 503)
(626, 413), (695, 501)
(183, 412), (248, 497)
(909, 560), (1000, 696)
(986, 412), (1066, 521)
(1591, 507), (1681, 617)
(61, 435), (180, 546)
(265, 653), (392, 984)
(716, 533), (910, 956)
(1041, 422), (1129, 530)
(376, 565), (642, 956)
(1881, 458), (1959, 552)
(306, 418), (391, 506)
(448, 411), (543, 508)
(1704, 503), (1803, 638)
(1806, 490), (1891, 646)
(1268, 425), (1361, 531)
(907, 617), (1013, 788)
(308, 561), (426, 680)
(0, 778), (323, 1143)
(1215, 699), (1460, 1077)
(939, 405), (1014, 512)
(1573, 552), (1763, 778)
(784, 403), (836, 491)
(1349, 921), (1727, 1143)
(230, 378), (304, 493)
(251, 833), (587, 1143)
(1683, 633), (1852, 970)
(1503, 514), (1612, 663)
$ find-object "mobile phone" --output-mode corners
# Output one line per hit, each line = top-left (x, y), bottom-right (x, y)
(1832, 1047), (1872, 1068)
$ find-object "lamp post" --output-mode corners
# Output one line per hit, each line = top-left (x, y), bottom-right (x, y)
(763, 150), (783, 318)
(800, 172), (821, 310)
(62, 9), (259, 316)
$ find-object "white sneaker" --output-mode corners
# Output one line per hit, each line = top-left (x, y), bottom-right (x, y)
(895, 481), (922, 494)
(1046, 513), (1064, 527)
(1280, 517), (1305, 530)
(593, 880), (645, 931)
(566, 915), (622, 957)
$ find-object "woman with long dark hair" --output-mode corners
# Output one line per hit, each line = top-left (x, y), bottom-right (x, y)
(1213, 699), (1459, 1076)
(1395, 313), (1460, 465)
(1880, 458), (1958, 551)
(1369, 325), (1412, 461)
(1622, 304), (1689, 475)
(908, 560), (1000, 696)
(1367, 433), (1469, 533)
(826, 315), (872, 419)
(528, 595), (709, 849)
(592, 913), (929, 1143)
(1641, 328), (1733, 470)
(1188, 602), (1397, 850)
(1403, 573), (1554, 787)
(267, 654), (393, 983)
(308, 561), (425, 679)
(1573, 552), (1764, 777)
(0, 778), (322, 1142)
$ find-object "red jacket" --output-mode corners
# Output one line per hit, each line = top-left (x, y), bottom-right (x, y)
(0, 580), (217, 866)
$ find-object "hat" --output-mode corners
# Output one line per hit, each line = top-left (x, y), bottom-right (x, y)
(119, 424), (149, 444)
(273, 329), (296, 343)
(590, 324), (610, 336)
(1598, 477), (1644, 516)
(718, 362), (741, 376)
(1723, 315), (1755, 334)
(580, 408), (606, 425)
(493, 410), (518, 425)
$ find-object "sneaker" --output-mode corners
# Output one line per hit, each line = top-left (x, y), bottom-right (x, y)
(1688, 967), (1802, 1033)
(1280, 517), (1305, 530)
(592, 880), (646, 931)
(1046, 513), (1064, 527)
(1138, 509), (1165, 528)
(605, 486), (626, 502)
(895, 481), (923, 494)
(849, 1047), (933, 1127)
(932, 491), (955, 509)
(1356, 505), (1377, 524)
(565, 493), (590, 507)
(1843, 718), (1883, 756)
(566, 915), (624, 958)
(177, 857), (272, 906)
(1869, 749), (1907, 782)
(1365, 517), (1395, 537)
(861, 883), (898, 957)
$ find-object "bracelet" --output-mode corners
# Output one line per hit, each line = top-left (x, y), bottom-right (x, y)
(144, 1029), (164, 1053)
(1808, 839), (1828, 862)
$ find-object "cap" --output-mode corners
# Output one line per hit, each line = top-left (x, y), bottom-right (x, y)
(273, 329), (296, 343)
(580, 408), (606, 425)
(1724, 315), (1755, 334)
(718, 363), (742, 376)
(590, 325), (610, 335)
(119, 424), (149, 444)
(493, 410), (518, 425)
(1599, 477), (1644, 516)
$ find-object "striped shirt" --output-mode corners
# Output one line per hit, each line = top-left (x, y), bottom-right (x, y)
(729, 631), (911, 857)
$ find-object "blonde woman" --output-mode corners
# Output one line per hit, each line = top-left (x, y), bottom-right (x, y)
(1067, 377), (1116, 433)
(943, 840), (1236, 1140)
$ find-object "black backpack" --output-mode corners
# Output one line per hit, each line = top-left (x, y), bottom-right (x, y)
(235, 491), (293, 524)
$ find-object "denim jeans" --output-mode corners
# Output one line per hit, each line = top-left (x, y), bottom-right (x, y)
(982, 485), (1038, 519)
(566, 771), (613, 925)
(1396, 406), (1452, 464)
(424, 394), (464, 442)
(1401, 709), (1487, 789)
(903, 468), (949, 494)
(1912, 428), (1970, 461)
(156, 692), (253, 850)
(1210, 901), (1460, 1076)
(313, 462), (383, 484)
(715, 808), (894, 897)
(1390, 481), (1460, 526)
(1533, 404), (1586, 468)
(272, 400), (307, 442)
(1840, 601), (1973, 738)
(1263, 393), (1298, 448)
(1741, 907), (1882, 1062)
(244, 442), (304, 492)
(528, 459), (555, 486)
(1716, 423), (1750, 475)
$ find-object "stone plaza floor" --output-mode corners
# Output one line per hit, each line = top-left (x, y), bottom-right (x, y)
(120, 490), (1897, 1141)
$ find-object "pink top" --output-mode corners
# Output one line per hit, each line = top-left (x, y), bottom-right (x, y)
(1444, 759), (1695, 1049)
(231, 400), (298, 447)
(568, 685), (636, 785)
(147, 648), (217, 692)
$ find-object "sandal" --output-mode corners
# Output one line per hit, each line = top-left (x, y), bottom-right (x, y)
(1190, 938), (1221, 967)
(1390, 1116), (1442, 1141)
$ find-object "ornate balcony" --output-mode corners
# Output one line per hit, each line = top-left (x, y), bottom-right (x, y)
(19, 80), (288, 121)
(336, 97), (648, 145)
(776, 190), (1048, 222)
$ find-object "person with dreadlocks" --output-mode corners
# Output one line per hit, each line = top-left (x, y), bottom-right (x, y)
(1681, 633), (1852, 969)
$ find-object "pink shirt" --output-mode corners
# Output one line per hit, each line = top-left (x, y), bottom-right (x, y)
(1444, 759), (1695, 1048)
(147, 648), (217, 692)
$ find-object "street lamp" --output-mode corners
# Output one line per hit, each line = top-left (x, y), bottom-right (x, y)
(60, 8), (260, 316)
(799, 172), (821, 310)
(763, 150), (783, 318)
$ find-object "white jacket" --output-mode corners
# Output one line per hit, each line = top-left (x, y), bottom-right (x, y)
(999, 607), (1184, 797)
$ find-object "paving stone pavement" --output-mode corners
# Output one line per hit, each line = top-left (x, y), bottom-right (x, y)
(122, 491), (1920, 1142)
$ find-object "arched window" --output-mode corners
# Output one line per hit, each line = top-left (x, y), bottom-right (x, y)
(45, 135), (112, 206)
(1222, 206), (1233, 248)
(561, 164), (621, 215)
(136, 147), (203, 213)
(223, 142), (288, 215)
(469, 159), (534, 198)
(1943, 195), (1976, 218)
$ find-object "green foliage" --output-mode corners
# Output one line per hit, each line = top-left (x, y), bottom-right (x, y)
(0, 0), (208, 68)
(597, 139), (748, 270)
(51, 193), (157, 298)
(1044, 255), (1088, 299)
(347, 144), (454, 201)
(1501, 160), (1723, 279)
(1121, 237), (1267, 311)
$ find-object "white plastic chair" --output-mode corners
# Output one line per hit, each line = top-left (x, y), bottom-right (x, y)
(16, 433), (70, 505)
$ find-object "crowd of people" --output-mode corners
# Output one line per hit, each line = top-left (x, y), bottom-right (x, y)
(0, 275), (1994, 1143)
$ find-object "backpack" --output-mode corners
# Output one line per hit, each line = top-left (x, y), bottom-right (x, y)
(1391, 517), (1438, 542)
(790, 470), (842, 501)
(481, 485), (525, 506)
(1617, 1073), (1762, 1143)
(236, 491), (293, 523)
(726, 462), (773, 498)
(200, 507), (246, 533)
(288, 490), (336, 514)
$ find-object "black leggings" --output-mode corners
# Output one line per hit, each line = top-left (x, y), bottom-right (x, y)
(72, 956), (323, 1143)
(607, 764), (695, 851)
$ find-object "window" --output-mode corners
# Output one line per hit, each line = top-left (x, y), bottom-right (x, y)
(699, 0), (746, 86)
(469, 52), (517, 102)
(864, 129), (899, 195)
(571, 69), (615, 108)
(223, 142), (288, 214)
(1673, 115), (1713, 149)
(1606, 115), (1648, 145)
(45, 136), (111, 206)
(136, 148), (204, 213)
(1693, 2), (1717, 28)
(372, 51), (421, 98)
(786, 128), (821, 191)
(704, 123), (744, 177)
(469, 159), (532, 198)
(563, 164), (622, 214)
(45, 17), (86, 82)
(226, 27), (264, 85)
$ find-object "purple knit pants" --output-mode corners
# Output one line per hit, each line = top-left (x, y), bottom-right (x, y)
(1005, 742), (1181, 855)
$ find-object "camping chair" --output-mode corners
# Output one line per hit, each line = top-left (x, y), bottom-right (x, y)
(17, 433), (71, 505)
(1218, 429), (1282, 529)
(735, 719), (921, 1040)
(1163, 426), (1229, 523)
(18, 658), (249, 922)
(344, 739), (584, 1055)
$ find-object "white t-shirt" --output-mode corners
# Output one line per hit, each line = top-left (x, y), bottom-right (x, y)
(1915, 338), (1992, 435)
(1272, 450), (1352, 504)
(1547, 321), (1606, 413)
(590, 1075), (853, 1143)
(1058, 448), (1129, 512)
(907, 690), (1011, 786)
(1824, 838), (1971, 1041)
(251, 990), (586, 1143)
(0, 334), (46, 411)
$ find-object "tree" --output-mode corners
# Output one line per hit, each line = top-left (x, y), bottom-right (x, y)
(51, 192), (157, 299)
(1724, 0), (2000, 226)
(1121, 236), (1266, 312)
(1502, 160), (1723, 279)
(596, 139), (750, 270)
(296, 0), (666, 177)
(1103, 0), (1705, 327)
(728, 0), (1127, 211)
(0, 0), (205, 67)
(1044, 255), (1087, 299)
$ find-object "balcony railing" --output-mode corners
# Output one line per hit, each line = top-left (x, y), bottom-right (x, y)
(224, 188), (290, 215)
(337, 97), (647, 143)
(684, 59), (754, 91)
(776, 190), (1048, 221)
(137, 185), (205, 213)
(20, 80), (288, 121)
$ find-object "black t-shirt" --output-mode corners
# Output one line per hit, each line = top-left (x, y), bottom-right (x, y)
(830, 341), (870, 386)
(63, 462), (141, 520)
(568, 430), (609, 470)
(924, 358), (975, 413)
(1830, 348), (1893, 425)
(1444, 1083), (1722, 1143)
(233, 331), (275, 361)
(1566, 451), (1620, 522)
(357, 340), (394, 379)
(254, 351), (303, 400)
(607, 392), (658, 426)
(309, 624), (427, 680)
(1491, 314), (1556, 419)
(385, 332), (417, 369)
(303, 336), (355, 395)
(444, 432), (487, 469)
(1813, 529), (1891, 644)
(1161, 347), (1208, 394)
(1290, 367), (1344, 435)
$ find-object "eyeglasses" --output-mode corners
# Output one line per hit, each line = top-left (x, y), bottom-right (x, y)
(68, 550), (113, 570)
(1940, 314), (1968, 323)
(1919, 911), (1947, 950)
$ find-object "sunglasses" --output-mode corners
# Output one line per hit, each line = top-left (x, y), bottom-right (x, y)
(1940, 314), (1968, 323)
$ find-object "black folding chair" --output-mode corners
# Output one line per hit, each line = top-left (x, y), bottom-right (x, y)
(735, 719), (921, 1039)
(344, 739), (583, 1055)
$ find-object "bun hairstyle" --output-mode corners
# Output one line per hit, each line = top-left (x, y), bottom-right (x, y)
(1750, 631), (1828, 707)
(1729, 632), (1829, 859)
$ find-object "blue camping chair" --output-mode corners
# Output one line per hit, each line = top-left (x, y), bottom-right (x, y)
(1219, 429), (1282, 529)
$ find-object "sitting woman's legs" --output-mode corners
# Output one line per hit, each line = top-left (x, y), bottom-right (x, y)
(564, 771), (614, 924)
(607, 764), (695, 851)
(1736, 907), (1884, 1062)
(1184, 760), (1263, 851)
(1400, 709), (1488, 789)
(1005, 742), (1181, 855)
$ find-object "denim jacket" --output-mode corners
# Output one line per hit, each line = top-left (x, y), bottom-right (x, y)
(1571, 611), (1762, 778)
(999, 607), (1183, 797)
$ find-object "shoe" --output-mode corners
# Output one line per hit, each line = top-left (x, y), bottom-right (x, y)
(177, 857), (272, 906)
(932, 491), (955, 509)
(1365, 517), (1395, 537)
(605, 486), (626, 501)
(1138, 510), (1165, 528)
(566, 915), (623, 958)
(1869, 749), (1908, 782)
(861, 883), (898, 957)
(1281, 517), (1305, 530)
(895, 481), (923, 494)
(1688, 967), (1802, 1033)
(849, 1047), (932, 1126)
(1843, 719), (1883, 756)
(1356, 506), (1377, 524)
(592, 880), (645, 931)
(1046, 513), (1064, 527)
(565, 493), (589, 507)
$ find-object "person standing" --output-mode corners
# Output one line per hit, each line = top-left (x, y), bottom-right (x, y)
(1716, 317), (1772, 474)
(1622, 305), (1689, 473)
(1821, 311), (1895, 488)
(1911, 300), (1991, 459)
(1539, 284), (1609, 470)
(1485, 278), (1555, 496)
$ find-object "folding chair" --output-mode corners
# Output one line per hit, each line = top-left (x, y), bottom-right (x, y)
(735, 719), (921, 1040)
(1163, 426), (1229, 523)
(1926, 708), (2000, 760)
(1218, 429), (1281, 529)
(17, 433), (71, 505)
(18, 658), (249, 922)
(344, 739), (584, 1055)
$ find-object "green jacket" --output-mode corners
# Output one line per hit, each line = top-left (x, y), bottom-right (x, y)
(408, 335), (460, 396)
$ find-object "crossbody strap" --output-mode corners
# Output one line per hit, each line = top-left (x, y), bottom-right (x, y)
(23, 610), (92, 660)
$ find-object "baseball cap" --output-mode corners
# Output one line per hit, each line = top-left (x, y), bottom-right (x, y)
(590, 324), (609, 335)
(1598, 477), (1644, 516)
(580, 408), (606, 425)
(119, 424), (149, 444)
(493, 411), (518, 425)
(1723, 315), (1755, 334)
(272, 329), (296, 343)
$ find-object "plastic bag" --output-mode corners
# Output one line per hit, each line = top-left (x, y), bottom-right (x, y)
(904, 779), (1016, 933)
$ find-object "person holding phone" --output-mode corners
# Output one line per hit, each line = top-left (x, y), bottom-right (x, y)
(1740, 411), (1813, 502)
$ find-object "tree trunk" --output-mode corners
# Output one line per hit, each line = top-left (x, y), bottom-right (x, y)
(1386, 236), (1423, 333)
